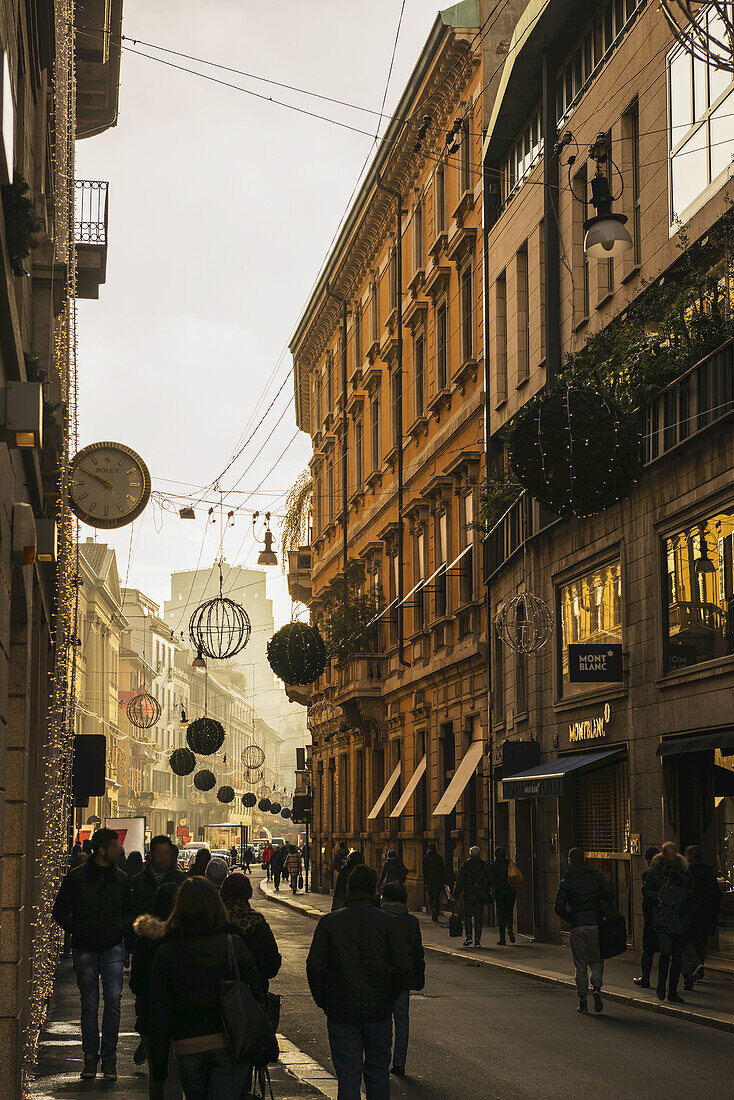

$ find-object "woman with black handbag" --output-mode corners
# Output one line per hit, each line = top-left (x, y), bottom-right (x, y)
(149, 877), (267, 1099)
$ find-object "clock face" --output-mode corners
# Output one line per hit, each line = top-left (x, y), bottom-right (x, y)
(69, 442), (151, 529)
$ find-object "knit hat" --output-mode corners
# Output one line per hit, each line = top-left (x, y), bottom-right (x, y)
(205, 856), (229, 887)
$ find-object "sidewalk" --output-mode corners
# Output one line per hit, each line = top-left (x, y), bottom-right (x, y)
(259, 878), (734, 1035)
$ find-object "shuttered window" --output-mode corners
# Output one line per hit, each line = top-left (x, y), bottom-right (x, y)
(573, 758), (629, 855)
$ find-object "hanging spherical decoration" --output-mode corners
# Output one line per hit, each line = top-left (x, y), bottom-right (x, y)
(126, 690), (162, 730)
(267, 621), (327, 685)
(307, 699), (344, 740)
(256, 783), (271, 799)
(660, 2), (734, 74)
(495, 591), (554, 655)
(217, 785), (235, 803)
(280, 807), (292, 819)
(241, 744), (265, 770)
(270, 802), (282, 814)
(258, 798), (272, 812)
(508, 385), (641, 519)
(186, 717), (225, 755)
(189, 592), (251, 661)
(242, 792), (257, 808)
(193, 769), (216, 791)
(169, 747), (196, 776)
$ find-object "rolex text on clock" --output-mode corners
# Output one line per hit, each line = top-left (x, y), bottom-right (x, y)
(69, 442), (151, 529)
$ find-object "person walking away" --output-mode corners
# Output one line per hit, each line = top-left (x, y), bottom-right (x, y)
(262, 841), (275, 881)
(52, 827), (134, 1080)
(307, 865), (411, 1100)
(380, 882), (425, 1078)
(204, 856), (229, 891)
(422, 843), (446, 922)
(554, 847), (614, 1014)
(285, 844), (303, 894)
(377, 849), (408, 893)
(634, 846), (661, 989)
(332, 840), (348, 882)
(187, 848), (211, 878)
(332, 851), (364, 911)
(643, 842), (692, 1003)
(132, 836), (186, 918)
(124, 850), (144, 879)
(220, 872), (281, 988)
(129, 883), (183, 1099)
(683, 844), (722, 987)
(229, 845), (238, 867)
(148, 876), (266, 1099)
(243, 845), (253, 874)
(454, 846), (491, 948)
(489, 847), (517, 945)
(270, 844), (288, 891)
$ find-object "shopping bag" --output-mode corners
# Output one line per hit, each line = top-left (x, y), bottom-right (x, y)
(220, 935), (279, 1066)
(449, 905), (463, 938)
(298, 873), (304, 889)
(508, 860), (524, 892)
(598, 908), (627, 959)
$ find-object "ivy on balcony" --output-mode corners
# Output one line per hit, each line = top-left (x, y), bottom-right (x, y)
(317, 560), (383, 663)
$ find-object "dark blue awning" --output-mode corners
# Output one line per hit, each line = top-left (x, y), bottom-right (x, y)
(501, 747), (625, 799)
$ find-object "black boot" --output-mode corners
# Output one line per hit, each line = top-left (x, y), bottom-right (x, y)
(577, 996), (588, 1014)
(80, 1055), (98, 1079)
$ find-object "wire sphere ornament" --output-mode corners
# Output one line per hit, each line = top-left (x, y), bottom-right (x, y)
(241, 744), (265, 770)
(256, 783), (271, 799)
(660, 2), (734, 74)
(186, 717), (225, 755)
(267, 621), (327, 686)
(270, 802), (282, 814)
(242, 792), (257, 808)
(495, 592), (554, 655)
(126, 690), (162, 730)
(258, 798), (272, 812)
(307, 699), (343, 740)
(189, 568), (251, 660)
(217, 785), (235, 804)
(169, 747), (196, 776)
(280, 807), (292, 820)
(193, 769), (216, 791)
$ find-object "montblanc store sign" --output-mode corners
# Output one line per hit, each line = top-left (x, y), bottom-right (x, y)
(568, 643), (623, 682)
(569, 703), (612, 743)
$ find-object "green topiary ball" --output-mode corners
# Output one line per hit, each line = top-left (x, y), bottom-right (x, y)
(170, 747), (196, 776)
(217, 785), (235, 803)
(193, 769), (216, 791)
(267, 622), (327, 686)
(508, 384), (641, 518)
(242, 792), (257, 808)
(186, 717), (225, 755)
(258, 798), (272, 812)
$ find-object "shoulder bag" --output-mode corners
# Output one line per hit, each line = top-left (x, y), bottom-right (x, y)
(508, 860), (524, 893)
(449, 903), (463, 938)
(220, 934), (279, 1066)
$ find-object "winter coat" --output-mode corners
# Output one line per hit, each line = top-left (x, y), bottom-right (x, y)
(52, 859), (134, 953)
(332, 845), (348, 874)
(331, 852), (364, 911)
(489, 856), (515, 903)
(422, 849), (446, 892)
(225, 898), (282, 986)
(454, 856), (491, 905)
(270, 846), (288, 875)
(130, 863), (185, 919)
(641, 867), (659, 954)
(643, 853), (692, 935)
(262, 845), (274, 865)
(381, 900), (425, 992)
(148, 918), (265, 1084)
(306, 892), (412, 1024)
(688, 863), (722, 938)
(554, 864), (614, 928)
(285, 850), (302, 877)
(377, 855), (408, 891)
(129, 914), (166, 1035)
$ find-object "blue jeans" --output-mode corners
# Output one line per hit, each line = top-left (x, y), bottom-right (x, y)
(392, 990), (410, 1069)
(327, 1018), (391, 1100)
(72, 943), (125, 1056)
(464, 901), (484, 942)
(176, 1047), (251, 1100)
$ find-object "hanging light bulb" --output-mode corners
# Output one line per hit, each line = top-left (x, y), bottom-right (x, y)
(179, 705), (189, 727)
(254, 511), (278, 566)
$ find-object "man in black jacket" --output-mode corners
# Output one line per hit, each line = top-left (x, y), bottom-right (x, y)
(130, 835), (185, 917)
(381, 882), (425, 1078)
(554, 847), (614, 1014)
(422, 843), (446, 922)
(307, 864), (411, 1100)
(52, 828), (135, 1080)
(454, 846), (492, 948)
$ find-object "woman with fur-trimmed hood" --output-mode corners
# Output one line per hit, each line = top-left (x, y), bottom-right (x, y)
(219, 871), (281, 988)
(642, 842), (692, 1004)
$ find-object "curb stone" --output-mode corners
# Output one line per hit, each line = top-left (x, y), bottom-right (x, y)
(258, 881), (734, 1035)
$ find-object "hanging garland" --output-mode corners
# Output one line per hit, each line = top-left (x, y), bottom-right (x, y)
(508, 384), (641, 518)
(126, 689), (162, 730)
(170, 747), (196, 776)
(242, 792), (257, 808)
(193, 769), (216, 791)
(217, 785), (235, 804)
(187, 716), (225, 756)
(267, 621), (327, 685)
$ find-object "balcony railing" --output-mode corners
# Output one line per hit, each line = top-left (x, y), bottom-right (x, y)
(74, 179), (108, 245)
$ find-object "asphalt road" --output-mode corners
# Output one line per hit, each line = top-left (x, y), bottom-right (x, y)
(260, 882), (734, 1100)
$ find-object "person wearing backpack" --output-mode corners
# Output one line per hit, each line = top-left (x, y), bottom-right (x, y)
(453, 846), (492, 948)
(489, 847), (518, 946)
(554, 848), (614, 1014)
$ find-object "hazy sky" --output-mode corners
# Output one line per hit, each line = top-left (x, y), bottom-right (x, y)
(75, 0), (439, 625)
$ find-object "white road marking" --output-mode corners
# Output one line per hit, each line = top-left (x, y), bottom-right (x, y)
(277, 1033), (366, 1098)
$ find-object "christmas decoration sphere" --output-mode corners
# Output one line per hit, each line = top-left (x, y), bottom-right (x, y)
(495, 591), (554, 655)
(186, 717), (225, 755)
(267, 621), (327, 686)
(193, 769), (216, 791)
(127, 690), (161, 730)
(241, 744), (265, 770)
(169, 747), (196, 776)
(280, 807), (291, 819)
(256, 784), (271, 799)
(242, 792), (257, 808)
(189, 594), (251, 660)
(307, 699), (343, 739)
(258, 798), (272, 812)
(508, 385), (640, 518)
(270, 802), (282, 814)
(217, 785), (235, 803)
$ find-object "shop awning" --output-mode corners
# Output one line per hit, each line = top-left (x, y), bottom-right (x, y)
(657, 729), (734, 757)
(502, 747), (625, 800)
(433, 740), (484, 816)
(390, 755), (427, 818)
(367, 762), (402, 820)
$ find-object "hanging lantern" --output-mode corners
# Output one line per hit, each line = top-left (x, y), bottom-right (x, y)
(186, 717), (225, 755)
(127, 690), (162, 730)
(280, 807), (292, 819)
(217, 785), (235, 803)
(258, 798), (272, 812)
(242, 792), (257, 808)
(508, 385), (640, 519)
(189, 565), (251, 660)
(193, 769), (216, 791)
(170, 747), (196, 776)
(241, 744), (265, 770)
(270, 802), (282, 814)
(495, 591), (554, 655)
(307, 699), (343, 740)
(267, 621), (327, 685)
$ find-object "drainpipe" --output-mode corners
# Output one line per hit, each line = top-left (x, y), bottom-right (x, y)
(376, 176), (408, 666)
(542, 53), (561, 383)
(325, 282), (349, 586)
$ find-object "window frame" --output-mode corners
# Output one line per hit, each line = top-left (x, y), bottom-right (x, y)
(557, 556), (624, 701)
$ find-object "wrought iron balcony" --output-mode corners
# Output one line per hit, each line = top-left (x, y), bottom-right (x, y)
(74, 180), (109, 299)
